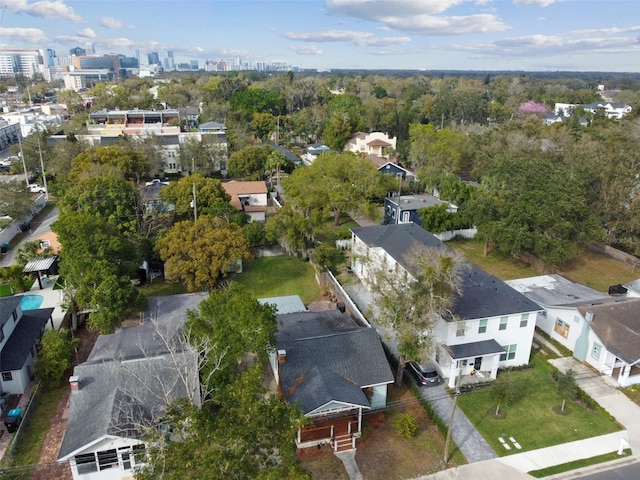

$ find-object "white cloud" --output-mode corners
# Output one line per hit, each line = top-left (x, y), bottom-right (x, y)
(285, 29), (411, 46)
(4, 0), (81, 22)
(326, 0), (463, 18)
(513, 0), (561, 6)
(77, 28), (95, 39)
(99, 16), (125, 29)
(383, 14), (509, 34)
(0, 26), (47, 43)
(291, 45), (323, 55)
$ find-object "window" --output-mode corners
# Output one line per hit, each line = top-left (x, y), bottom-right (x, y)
(554, 319), (570, 338)
(478, 319), (487, 334)
(97, 449), (119, 470)
(0, 327), (4, 343)
(402, 211), (410, 223)
(12, 311), (17, 322)
(456, 321), (465, 337)
(2, 372), (12, 381)
(500, 344), (517, 362)
(591, 342), (602, 361)
(40, 240), (50, 248)
(74, 453), (98, 474)
(520, 313), (529, 328)
(499, 316), (508, 331)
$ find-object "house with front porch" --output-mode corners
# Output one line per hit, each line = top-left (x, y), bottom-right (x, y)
(0, 296), (54, 395)
(344, 131), (396, 157)
(350, 224), (542, 388)
(507, 274), (640, 386)
(270, 309), (393, 452)
(58, 293), (205, 480)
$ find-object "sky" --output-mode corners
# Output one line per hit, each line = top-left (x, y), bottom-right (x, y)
(0, 0), (639, 72)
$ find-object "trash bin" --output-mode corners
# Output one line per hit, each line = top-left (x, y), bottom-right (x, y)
(1, 242), (9, 252)
(4, 408), (22, 433)
(336, 302), (346, 313)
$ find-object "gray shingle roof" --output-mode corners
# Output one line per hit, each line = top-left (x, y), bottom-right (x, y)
(59, 293), (206, 460)
(0, 297), (21, 329)
(351, 224), (542, 320)
(0, 308), (51, 371)
(450, 339), (504, 360)
(276, 311), (393, 414)
(506, 274), (610, 307)
(577, 299), (640, 364)
(58, 350), (199, 459)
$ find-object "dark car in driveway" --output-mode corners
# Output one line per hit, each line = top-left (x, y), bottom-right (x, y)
(406, 362), (441, 386)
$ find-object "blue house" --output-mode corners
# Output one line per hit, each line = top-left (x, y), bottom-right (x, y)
(384, 193), (456, 225)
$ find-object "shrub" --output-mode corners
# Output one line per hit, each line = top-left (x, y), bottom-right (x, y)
(393, 413), (418, 438)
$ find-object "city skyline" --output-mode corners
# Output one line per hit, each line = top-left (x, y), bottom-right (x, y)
(0, 0), (638, 72)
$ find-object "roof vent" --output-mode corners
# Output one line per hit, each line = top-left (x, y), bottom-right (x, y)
(585, 311), (594, 322)
(69, 375), (80, 391)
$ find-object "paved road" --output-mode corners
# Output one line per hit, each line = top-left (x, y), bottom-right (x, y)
(0, 205), (58, 267)
(569, 459), (640, 480)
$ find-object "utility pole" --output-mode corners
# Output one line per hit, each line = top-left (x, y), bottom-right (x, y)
(191, 158), (197, 222)
(37, 138), (48, 200)
(444, 362), (464, 464)
(17, 133), (28, 185)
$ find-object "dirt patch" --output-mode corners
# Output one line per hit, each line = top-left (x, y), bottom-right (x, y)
(32, 326), (100, 480)
(299, 386), (453, 480)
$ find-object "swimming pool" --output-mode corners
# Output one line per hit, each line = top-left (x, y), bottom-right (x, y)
(20, 294), (44, 311)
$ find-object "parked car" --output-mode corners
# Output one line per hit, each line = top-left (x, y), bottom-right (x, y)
(406, 361), (441, 387)
(145, 178), (170, 187)
(28, 184), (45, 193)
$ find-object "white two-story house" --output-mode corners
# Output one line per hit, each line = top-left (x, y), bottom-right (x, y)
(351, 224), (542, 388)
(222, 180), (269, 222)
(344, 132), (396, 158)
(0, 296), (54, 395)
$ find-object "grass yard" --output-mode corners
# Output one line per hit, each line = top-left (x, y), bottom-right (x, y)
(447, 239), (638, 291)
(2, 386), (66, 471)
(139, 277), (188, 297)
(456, 353), (622, 455)
(528, 449), (631, 478)
(231, 256), (323, 304)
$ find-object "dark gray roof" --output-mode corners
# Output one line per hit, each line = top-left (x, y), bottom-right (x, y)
(578, 299), (640, 364)
(159, 135), (180, 146)
(267, 142), (302, 164)
(386, 194), (446, 211)
(0, 297), (21, 328)
(276, 311), (393, 414)
(450, 339), (504, 360)
(351, 224), (541, 320)
(59, 293), (206, 459)
(58, 350), (199, 459)
(87, 293), (207, 363)
(0, 308), (51, 371)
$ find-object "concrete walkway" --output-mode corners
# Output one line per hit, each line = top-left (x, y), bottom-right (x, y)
(335, 450), (364, 480)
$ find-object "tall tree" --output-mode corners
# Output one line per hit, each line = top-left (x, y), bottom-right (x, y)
(367, 243), (466, 386)
(156, 217), (252, 292)
(284, 152), (392, 226)
(227, 145), (272, 180)
(159, 173), (230, 219)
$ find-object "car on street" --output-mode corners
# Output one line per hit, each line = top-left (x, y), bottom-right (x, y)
(28, 184), (45, 193)
(406, 361), (441, 386)
(145, 178), (170, 187)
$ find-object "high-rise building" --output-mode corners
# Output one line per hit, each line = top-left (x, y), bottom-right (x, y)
(85, 42), (95, 55)
(0, 49), (44, 78)
(134, 49), (140, 63)
(147, 51), (161, 66)
(70, 46), (86, 56)
(166, 50), (175, 70)
(189, 60), (199, 70)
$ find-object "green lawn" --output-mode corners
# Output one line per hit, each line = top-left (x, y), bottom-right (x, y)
(2, 386), (66, 471)
(528, 449), (631, 478)
(139, 277), (188, 297)
(231, 256), (323, 304)
(456, 353), (622, 455)
(446, 238), (638, 291)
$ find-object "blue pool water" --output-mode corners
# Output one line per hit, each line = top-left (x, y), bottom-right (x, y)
(20, 294), (44, 311)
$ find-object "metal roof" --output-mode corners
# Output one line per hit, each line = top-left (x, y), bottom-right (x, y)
(22, 256), (58, 273)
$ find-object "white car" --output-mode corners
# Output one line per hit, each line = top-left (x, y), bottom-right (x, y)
(145, 178), (170, 187)
(28, 184), (45, 193)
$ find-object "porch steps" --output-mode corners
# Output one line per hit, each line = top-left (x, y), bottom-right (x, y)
(333, 434), (356, 452)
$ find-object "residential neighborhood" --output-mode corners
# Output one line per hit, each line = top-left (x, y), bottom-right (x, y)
(0, 66), (639, 480)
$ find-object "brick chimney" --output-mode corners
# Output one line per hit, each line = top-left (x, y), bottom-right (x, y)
(69, 375), (79, 392)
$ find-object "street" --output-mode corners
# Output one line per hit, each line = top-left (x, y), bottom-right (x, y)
(571, 459), (640, 480)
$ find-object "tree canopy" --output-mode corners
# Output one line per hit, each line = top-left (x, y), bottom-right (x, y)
(227, 145), (272, 180)
(159, 173), (230, 219)
(155, 216), (252, 291)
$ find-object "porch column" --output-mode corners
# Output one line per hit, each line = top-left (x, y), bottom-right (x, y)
(358, 407), (362, 433)
(619, 364), (630, 386)
(489, 354), (499, 380)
